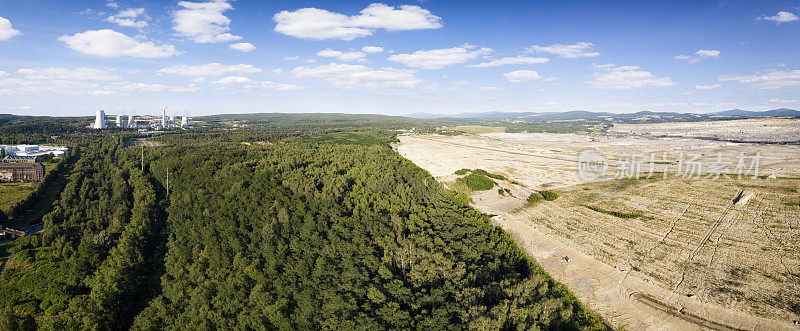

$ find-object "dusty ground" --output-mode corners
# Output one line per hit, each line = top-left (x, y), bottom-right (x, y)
(610, 118), (800, 144)
(397, 129), (800, 330)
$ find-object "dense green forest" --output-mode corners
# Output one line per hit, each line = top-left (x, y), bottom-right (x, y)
(0, 115), (604, 329)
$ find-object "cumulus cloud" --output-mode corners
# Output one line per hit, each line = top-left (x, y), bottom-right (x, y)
(105, 8), (148, 28)
(362, 46), (383, 53)
(159, 63), (261, 76)
(587, 64), (677, 89)
(387, 46), (491, 69)
(113, 81), (200, 93)
(59, 30), (179, 58)
(526, 42), (599, 58)
(675, 49), (720, 63)
(292, 63), (421, 88)
(467, 56), (549, 68)
(273, 3), (441, 41)
(229, 42), (255, 52)
(173, 0), (241, 43)
(214, 75), (256, 85)
(503, 70), (540, 83)
(759, 11), (799, 23)
(317, 49), (367, 61)
(0, 16), (21, 41)
(719, 69), (800, 89)
(17, 67), (122, 81)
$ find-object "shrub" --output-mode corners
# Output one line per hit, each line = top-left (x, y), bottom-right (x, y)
(527, 193), (543, 204)
(473, 169), (507, 181)
(539, 190), (559, 201)
(456, 173), (494, 191)
(586, 205), (641, 219)
(454, 168), (470, 175)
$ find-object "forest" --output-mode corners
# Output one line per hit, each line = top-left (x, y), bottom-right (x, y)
(0, 115), (605, 330)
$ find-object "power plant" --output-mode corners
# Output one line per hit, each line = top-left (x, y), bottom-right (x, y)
(93, 110), (106, 129)
(90, 107), (190, 130)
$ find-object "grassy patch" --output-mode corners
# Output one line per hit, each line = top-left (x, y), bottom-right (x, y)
(0, 183), (35, 213)
(454, 168), (470, 175)
(472, 169), (507, 181)
(456, 173), (495, 191)
(586, 205), (642, 219)
(526, 192), (544, 206)
(539, 190), (559, 201)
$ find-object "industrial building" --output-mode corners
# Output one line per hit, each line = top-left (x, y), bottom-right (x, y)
(0, 163), (45, 182)
(0, 145), (68, 158)
(91, 107), (190, 130)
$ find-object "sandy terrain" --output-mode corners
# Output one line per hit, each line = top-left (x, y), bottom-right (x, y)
(397, 129), (800, 330)
(610, 118), (800, 144)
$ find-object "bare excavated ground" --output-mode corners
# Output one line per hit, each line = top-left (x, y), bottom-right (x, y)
(397, 130), (800, 330)
(609, 118), (800, 144)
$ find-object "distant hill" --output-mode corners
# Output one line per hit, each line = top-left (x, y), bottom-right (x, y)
(712, 108), (800, 117)
(406, 108), (799, 123)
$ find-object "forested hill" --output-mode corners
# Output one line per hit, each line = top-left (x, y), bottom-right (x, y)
(0, 127), (604, 329)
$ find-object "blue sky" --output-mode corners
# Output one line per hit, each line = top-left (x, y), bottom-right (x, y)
(0, 0), (799, 116)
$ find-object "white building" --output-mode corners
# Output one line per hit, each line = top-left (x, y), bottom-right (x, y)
(1, 145), (68, 158)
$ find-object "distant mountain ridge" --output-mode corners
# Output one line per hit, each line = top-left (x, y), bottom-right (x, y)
(405, 108), (799, 121)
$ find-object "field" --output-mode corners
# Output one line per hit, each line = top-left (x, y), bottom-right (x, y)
(0, 183), (35, 213)
(0, 161), (59, 215)
(397, 120), (800, 329)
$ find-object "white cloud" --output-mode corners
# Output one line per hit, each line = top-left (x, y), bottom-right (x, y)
(261, 81), (303, 90)
(467, 56), (549, 68)
(173, 0), (241, 43)
(59, 30), (179, 58)
(759, 11), (799, 23)
(526, 42), (599, 58)
(0, 16), (21, 41)
(0, 71), (8, 77)
(159, 63), (261, 76)
(719, 69), (800, 89)
(229, 42), (255, 52)
(272, 68), (283, 74)
(214, 76), (256, 85)
(284, 56), (300, 61)
(695, 83), (721, 90)
(675, 49), (720, 63)
(695, 49), (720, 57)
(587, 64), (677, 89)
(362, 46), (383, 53)
(388, 46), (491, 69)
(17, 67), (122, 81)
(292, 63), (421, 89)
(113, 81), (200, 93)
(107, 1), (119, 9)
(317, 49), (367, 61)
(765, 98), (798, 104)
(503, 70), (540, 83)
(273, 3), (441, 41)
(105, 8), (148, 28)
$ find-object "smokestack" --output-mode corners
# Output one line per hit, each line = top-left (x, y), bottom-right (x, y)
(169, 115), (175, 127)
(128, 115), (135, 128)
(161, 106), (167, 128)
(116, 115), (124, 128)
(94, 110), (106, 129)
